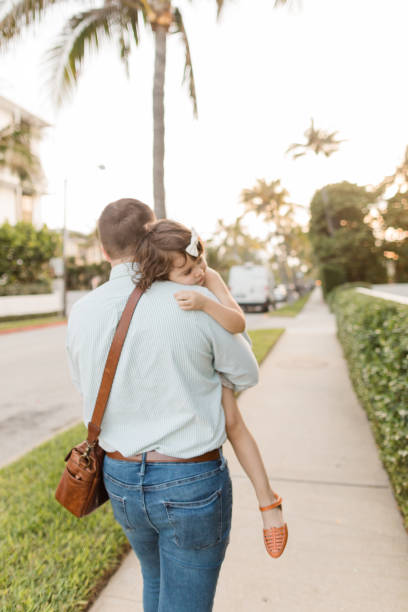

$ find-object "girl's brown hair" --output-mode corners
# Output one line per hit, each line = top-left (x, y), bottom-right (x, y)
(134, 219), (204, 291)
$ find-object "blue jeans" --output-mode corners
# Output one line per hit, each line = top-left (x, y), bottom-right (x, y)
(103, 451), (232, 612)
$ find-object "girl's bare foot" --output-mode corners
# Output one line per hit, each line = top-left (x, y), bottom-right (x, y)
(261, 505), (285, 529)
(259, 493), (286, 529)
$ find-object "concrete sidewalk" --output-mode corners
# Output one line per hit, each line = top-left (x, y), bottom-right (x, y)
(90, 288), (408, 612)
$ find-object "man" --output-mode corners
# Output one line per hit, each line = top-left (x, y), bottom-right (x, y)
(66, 198), (259, 611)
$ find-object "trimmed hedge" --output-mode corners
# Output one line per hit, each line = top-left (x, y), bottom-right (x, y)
(329, 288), (408, 527)
(0, 280), (52, 296)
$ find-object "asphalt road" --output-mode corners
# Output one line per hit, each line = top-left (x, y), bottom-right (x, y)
(0, 325), (81, 467)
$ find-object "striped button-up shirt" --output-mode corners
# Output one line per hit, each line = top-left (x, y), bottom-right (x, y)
(66, 262), (259, 458)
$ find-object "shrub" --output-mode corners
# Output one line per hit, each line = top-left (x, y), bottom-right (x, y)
(0, 221), (60, 289)
(0, 280), (52, 296)
(66, 260), (110, 291)
(319, 264), (347, 296)
(330, 289), (408, 527)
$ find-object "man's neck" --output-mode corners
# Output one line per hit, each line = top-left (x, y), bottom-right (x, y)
(109, 258), (134, 268)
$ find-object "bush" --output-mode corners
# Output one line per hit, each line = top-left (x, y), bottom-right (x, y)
(0, 221), (60, 289)
(66, 260), (110, 291)
(0, 280), (52, 296)
(330, 289), (408, 527)
(319, 264), (347, 296)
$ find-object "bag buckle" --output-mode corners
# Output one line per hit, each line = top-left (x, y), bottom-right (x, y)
(80, 441), (96, 464)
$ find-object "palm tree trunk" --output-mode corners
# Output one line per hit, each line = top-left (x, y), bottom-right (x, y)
(153, 26), (167, 219)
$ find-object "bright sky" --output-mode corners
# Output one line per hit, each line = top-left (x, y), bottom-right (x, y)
(1, 0), (407, 238)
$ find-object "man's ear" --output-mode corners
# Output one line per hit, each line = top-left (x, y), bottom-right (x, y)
(101, 246), (112, 263)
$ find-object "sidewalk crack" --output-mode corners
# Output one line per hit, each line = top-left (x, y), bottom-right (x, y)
(230, 473), (389, 489)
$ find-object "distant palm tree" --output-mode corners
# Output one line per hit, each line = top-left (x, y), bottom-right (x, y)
(286, 118), (345, 235)
(241, 178), (298, 284)
(0, 1), (291, 218)
(0, 121), (43, 194)
(286, 117), (344, 159)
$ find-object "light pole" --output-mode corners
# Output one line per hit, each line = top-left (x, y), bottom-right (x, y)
(62, 177), (68, 317)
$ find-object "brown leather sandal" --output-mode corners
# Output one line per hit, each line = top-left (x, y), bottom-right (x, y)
(259, 492), (288, 558)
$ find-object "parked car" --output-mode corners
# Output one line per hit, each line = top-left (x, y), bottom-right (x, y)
(228, 263), (276, 312)
(273, 284), (288, 302)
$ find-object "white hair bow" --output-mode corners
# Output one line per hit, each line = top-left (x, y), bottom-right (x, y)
(185, 227), (200, 257)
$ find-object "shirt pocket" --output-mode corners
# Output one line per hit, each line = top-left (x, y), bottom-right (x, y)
(164, 488), (222, 550)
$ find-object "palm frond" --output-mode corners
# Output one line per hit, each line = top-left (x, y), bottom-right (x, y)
(0, 0), (68, 49)
(44, 5), (140, 106)
(173, 8), (198, 117)
(216, 0), (225, 18)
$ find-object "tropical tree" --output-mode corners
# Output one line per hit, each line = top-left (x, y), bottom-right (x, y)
(205, 216), (267, 281)
(0, 121), (43, 195)
(240, 178), (302, 285)
(287, 117), (345, 235)
(0, 1), (291, 219)
(286, 117), (344, 160)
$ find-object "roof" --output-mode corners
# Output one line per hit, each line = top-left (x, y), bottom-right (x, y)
(0, 94), (51, 128)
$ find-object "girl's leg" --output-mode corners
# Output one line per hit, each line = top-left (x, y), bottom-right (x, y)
(222, 386), (285, 530)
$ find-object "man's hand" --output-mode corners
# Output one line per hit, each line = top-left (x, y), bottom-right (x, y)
(174, 290), (207, 311)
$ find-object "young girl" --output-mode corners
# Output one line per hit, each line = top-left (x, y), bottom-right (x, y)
(134, 219), (288, 559)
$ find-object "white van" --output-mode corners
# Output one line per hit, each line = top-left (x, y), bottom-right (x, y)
(228, 264), (276, 312)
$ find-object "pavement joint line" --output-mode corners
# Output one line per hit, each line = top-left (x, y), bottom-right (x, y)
(230, 473), (390, 489)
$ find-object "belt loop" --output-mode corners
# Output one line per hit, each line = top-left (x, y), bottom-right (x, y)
(140, 452), (147, 477)
(219, 446), (226, 470)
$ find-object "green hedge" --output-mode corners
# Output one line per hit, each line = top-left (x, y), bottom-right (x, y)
(329, 288), (408, 527)
(0, 280), (52, 296)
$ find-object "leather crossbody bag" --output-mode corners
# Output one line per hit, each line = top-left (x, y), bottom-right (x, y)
(55, 287), (143, 518)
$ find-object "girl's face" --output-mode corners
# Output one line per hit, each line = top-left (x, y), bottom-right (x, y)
(168, 253), (207, 286)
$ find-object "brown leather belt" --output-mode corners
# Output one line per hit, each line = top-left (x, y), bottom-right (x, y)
(106, 448), (221, 463)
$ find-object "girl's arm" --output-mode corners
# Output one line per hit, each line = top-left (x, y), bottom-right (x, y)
(174, 268), (246, 334)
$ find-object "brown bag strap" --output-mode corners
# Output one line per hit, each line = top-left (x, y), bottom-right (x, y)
(87, 286), (144, 444)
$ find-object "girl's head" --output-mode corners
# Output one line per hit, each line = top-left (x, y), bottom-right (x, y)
(134, 219), (206, 291)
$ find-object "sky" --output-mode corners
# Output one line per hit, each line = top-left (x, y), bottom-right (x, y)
(1, 0), (408, 239)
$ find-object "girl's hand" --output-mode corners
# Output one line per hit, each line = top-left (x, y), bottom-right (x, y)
(174, 290), (207, 311)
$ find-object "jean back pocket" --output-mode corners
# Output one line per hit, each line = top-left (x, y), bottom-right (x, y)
(164, 488), (222, 550)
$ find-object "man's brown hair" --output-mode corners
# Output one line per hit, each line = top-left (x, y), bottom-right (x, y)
(134, 219), (204, 291)
(98, 198), (155, 259)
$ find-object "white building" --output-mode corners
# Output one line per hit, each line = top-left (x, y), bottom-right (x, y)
(0, 94), (49, 228)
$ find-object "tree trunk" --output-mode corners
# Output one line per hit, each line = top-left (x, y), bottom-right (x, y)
(153, 26), (167, 219)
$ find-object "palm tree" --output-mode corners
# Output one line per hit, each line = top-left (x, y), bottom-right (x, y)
(286, 117), (344, 159)
(0, 121), (43, 194)
(241, 178), (299, 285)
(286, 117), (345, 235)
(0, 1), (291, 219)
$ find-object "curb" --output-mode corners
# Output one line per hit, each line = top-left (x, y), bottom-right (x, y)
(0, 320), (67, 336)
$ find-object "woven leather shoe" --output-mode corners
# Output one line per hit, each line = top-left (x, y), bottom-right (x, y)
(260, 492), (288, 558)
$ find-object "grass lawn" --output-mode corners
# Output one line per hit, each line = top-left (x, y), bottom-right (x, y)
(248, 328), (284, 363)
(0, 315), (66, 332)
(0, 327), (284, 611)
(269, 291), (312, 317)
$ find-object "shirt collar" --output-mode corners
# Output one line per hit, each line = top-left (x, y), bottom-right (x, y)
(109, 262), (139, 281)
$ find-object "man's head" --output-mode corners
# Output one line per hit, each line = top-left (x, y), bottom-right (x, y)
(98, 198), (155, 262)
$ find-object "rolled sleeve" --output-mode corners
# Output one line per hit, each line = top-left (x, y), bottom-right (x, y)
(206, 318), (259, 392)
